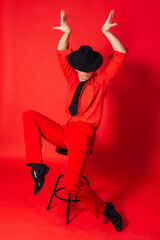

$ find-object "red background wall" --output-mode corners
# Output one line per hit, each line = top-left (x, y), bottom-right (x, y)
(0, 0), (160, 179)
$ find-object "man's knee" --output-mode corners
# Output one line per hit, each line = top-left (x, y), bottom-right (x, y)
(22, 110), (35, 121)
(64, 180), (83, 194)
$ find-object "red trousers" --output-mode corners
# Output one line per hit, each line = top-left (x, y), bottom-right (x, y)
(22, 110), (106, 219)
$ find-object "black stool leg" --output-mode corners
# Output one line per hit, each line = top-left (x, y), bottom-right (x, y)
(75, 196), (78, 201)
(66, 176), (90, 224)
(47, 174), (64, 210)
(66, 192), (71, 224)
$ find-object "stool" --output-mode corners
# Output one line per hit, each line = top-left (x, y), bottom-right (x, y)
(47, 147), (93, 224)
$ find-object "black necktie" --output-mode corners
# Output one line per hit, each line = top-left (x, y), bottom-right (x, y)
(69, 80), (88, 116)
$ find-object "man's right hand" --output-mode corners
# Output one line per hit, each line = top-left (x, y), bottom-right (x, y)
(53, 9), (71, 34)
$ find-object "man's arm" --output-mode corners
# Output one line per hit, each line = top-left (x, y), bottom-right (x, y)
(98, 10), (129, 88)
(54, 10), (77, 86)
(54, 9), (71, 50)
(103, 31), (127, 53)
(57, 31), (71, 50)
(102, 10), (126, 53)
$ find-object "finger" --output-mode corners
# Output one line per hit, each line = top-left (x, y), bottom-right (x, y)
(62, 11), (66, 21)
(111, 10), (114, 17)
(108, 11), (113, 21)
(53, 26), (60, 30)
(61, 9), (63, 18)
(61, 9), (65, 20)
(108, 11), (112, 18)
(109, 10), (114, 17)
(111, 23), (117, 27)
(109, 10), (115, 23)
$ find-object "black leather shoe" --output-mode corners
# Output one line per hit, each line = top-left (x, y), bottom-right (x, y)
(31, 164), (49, 195)
(103, 202), (123, 232)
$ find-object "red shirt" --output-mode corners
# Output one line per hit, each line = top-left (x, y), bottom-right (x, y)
(57, 43), (129, 130)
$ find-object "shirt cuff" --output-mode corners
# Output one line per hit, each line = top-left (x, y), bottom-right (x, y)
(56, 42), (73, 57)
(108, 47), (129, 60)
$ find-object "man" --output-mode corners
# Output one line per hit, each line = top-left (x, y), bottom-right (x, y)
(22, 9), (129, 232)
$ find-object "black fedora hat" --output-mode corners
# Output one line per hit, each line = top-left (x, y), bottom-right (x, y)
(67, 45), (103, 72)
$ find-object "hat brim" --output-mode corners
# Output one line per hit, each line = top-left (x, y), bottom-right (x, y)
(67, 50), (103, 72)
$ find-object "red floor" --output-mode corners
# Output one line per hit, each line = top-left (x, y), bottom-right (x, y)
(0, 157), (159, 240)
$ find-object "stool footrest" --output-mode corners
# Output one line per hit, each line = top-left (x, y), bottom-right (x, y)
(55, 187), (80, 202)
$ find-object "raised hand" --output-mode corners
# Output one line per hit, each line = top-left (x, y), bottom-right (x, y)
(53, 9), (71, 34)
(102, 10), (117, 33)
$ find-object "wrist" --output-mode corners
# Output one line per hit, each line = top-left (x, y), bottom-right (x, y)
(65, 29), (71, 35)
(102, 29), (110, 35)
